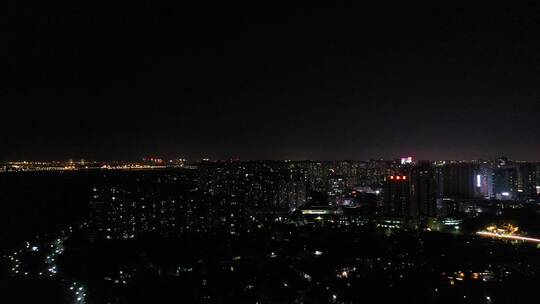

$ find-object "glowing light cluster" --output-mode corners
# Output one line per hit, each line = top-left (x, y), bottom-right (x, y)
(476, 231), (540, 243)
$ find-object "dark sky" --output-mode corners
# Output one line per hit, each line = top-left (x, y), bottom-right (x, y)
(2, 2), (539, 161)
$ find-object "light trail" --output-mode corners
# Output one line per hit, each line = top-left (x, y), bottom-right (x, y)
(476, 231), (540, 243)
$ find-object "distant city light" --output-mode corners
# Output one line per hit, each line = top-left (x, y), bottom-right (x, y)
(400, 157), (413, 165)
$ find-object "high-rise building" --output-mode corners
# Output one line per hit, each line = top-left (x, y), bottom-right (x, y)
(475, 164), (494, 199)
(493, 167), (518, 200)
(441, 163), (478, 199)
(518, 164), (539, 200)
(383, 175), (411, 218)
(328, 175), (346, 205)
(410, 162), (437, 218)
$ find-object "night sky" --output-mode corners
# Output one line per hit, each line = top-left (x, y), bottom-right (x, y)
(2, 2), (539, 161)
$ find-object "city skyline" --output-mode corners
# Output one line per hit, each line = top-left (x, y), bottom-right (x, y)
(2, 155), (540, 163)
